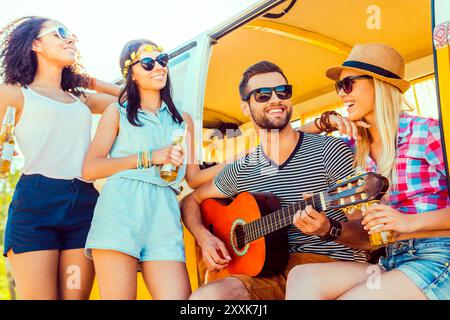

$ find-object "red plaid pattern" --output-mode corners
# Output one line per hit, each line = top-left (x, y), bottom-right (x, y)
(345, 112), (450, 214)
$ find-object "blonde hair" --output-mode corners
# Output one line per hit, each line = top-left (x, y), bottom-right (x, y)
(354, 78), (414, 184)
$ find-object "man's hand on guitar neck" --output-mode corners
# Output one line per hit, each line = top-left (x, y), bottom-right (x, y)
(293, 194), (372, 249)
(293, 205), (331, 238)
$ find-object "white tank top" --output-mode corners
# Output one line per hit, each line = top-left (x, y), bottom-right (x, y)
(15, 87), (92, 180)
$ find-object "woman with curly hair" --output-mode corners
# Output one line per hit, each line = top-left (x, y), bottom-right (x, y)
(0, 16), (120, 300)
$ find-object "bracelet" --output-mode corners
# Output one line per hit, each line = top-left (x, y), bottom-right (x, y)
(314, 117), (326, 131)
(318, 218), (342, 242)
(319, 111), (341, 133)
(137, 151), (144, 169)
(146, 150), (153, 167)
(138, 150), (152, 169)
(142, 150), (148, 169)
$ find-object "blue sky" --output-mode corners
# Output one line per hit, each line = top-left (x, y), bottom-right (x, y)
(0, 0), (260, 81)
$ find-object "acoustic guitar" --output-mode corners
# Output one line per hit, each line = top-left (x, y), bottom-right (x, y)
(200, 172), (389, 278)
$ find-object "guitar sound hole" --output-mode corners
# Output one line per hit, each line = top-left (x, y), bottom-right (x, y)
(234, 225), (246, 250)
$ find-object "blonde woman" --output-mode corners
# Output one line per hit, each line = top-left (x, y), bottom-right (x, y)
(286, 44), (450, 300)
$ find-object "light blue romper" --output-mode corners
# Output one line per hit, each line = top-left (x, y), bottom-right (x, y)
(85, 102), (187, 262)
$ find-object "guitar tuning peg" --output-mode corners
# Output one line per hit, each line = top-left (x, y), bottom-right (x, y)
(346, 206), (356, 214)
(361, 193), (368, 200)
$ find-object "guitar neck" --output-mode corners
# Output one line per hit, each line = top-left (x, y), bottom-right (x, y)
(244, 193), (325, 244)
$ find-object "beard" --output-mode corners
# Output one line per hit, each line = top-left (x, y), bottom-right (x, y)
(249, 105), (293, 130)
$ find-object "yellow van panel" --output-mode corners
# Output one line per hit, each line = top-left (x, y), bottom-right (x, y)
(434, 22), (450, 180)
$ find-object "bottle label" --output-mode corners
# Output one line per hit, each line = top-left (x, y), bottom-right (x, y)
(1, 143), (14, 161)
(380, 231), (389, 244)
(161, 163), (174, 172)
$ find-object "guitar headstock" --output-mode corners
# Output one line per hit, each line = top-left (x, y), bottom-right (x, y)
(325, 172), (389, 213)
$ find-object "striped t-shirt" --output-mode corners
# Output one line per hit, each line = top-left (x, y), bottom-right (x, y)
(213, 132), (367, 262)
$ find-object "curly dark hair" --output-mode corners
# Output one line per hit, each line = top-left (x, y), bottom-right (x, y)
(118, 39), (184, 127)
(0, 16), (92, 96)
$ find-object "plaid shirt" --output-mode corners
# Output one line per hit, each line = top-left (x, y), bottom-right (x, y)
(344, 112), (450, 214)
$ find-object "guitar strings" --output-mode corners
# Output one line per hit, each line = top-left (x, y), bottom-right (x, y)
(221, 198), (340, 253)
(216, 182), (369, 251)
(238, 195), (327, 244)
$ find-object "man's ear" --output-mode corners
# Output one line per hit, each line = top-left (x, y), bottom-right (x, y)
(31, 39), (43, 53)
(240, 100), (251, 117)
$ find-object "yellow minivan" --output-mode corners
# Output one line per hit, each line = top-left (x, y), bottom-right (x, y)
(91, 0), (450, 299)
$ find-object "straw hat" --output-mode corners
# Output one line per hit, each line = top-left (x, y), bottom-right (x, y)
(326, 43), (411, 93)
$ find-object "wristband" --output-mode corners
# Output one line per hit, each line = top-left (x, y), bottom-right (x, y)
(137, 151), (144, 169)
(318, 218), (342, 242)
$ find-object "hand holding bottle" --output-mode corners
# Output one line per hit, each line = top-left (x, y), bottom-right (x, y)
(151, 145), (184, 168)
(0, 106), (17, 178)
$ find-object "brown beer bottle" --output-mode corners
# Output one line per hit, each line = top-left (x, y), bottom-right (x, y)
(361, 200), (394, 247)
(160, 127), (187, 183)
(0, 106), (16, 178)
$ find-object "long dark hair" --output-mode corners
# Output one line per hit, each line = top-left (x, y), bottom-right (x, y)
(118, 39), (183, 126)
(0, 16), (91, 96)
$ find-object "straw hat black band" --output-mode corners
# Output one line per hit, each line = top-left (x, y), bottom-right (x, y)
(342, 61), (402, 79)
(326, 44), (411, 93)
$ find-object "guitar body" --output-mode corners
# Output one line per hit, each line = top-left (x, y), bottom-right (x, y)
(200, 192), (288, 278)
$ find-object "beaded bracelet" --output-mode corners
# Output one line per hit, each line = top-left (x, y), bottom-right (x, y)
(137, 150), (152, 169)
(137, 151), (144, 169)
(146, 150), (152, 168)
(315, 111), (341, 133)
(142, 150), (148, 169)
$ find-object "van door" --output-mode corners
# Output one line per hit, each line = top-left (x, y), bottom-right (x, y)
(432, 0), (450, 188)
(169, 33), (213, 162)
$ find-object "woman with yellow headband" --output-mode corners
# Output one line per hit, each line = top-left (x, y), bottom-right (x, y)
(81, 39), (224, 299)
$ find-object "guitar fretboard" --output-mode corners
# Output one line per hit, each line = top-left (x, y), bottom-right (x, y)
(242, 193), (324, 244)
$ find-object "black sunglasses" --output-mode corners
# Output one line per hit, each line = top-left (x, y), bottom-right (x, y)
(243, 84), (292, 103)
(335, 75), (373, 94)
(132, 53), (169, 71)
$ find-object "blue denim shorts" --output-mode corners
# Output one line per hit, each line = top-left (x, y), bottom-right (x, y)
(379, 237), (450, 300)
(3, 174), (99, 256)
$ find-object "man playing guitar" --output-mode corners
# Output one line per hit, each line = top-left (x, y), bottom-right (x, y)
(181, 61), (372, 300)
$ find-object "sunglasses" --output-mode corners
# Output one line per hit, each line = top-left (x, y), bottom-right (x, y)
(335, 75), (373, 94)
(37, 25), (77, 41)
(243, 84), (292, 103)
(132, 53), (169, 72)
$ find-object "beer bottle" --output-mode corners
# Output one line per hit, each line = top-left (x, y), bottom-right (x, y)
(0, 106), (16, 178)
(361, 200), (394, 247)
(160, 127), (187, 183)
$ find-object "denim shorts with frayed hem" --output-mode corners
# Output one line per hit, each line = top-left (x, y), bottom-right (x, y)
(379, 237), (450, 300)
